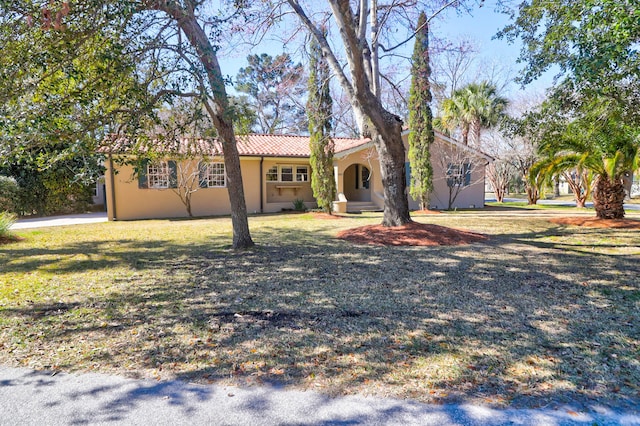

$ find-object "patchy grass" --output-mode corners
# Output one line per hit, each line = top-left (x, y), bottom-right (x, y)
(1, 212), (639, 411)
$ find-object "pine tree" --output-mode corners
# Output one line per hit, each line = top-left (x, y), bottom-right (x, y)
(408, 12), (435, 210)
(307, 33), (336, 213)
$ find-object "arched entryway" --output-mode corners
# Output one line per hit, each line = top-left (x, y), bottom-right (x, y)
(343, 163), (371, 201)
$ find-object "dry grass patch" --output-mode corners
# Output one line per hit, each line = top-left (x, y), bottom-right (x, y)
(1, 212), (639, 411)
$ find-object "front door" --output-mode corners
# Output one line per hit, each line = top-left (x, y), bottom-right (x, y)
(343, 164), (371, 201)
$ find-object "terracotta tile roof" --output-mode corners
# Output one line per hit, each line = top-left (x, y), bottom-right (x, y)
(101, 134), (370, 158)
(236, 134), (369, 157)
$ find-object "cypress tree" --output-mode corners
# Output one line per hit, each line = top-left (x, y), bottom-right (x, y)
(307, 33), (336, 213)
(408, 12), (435, 210)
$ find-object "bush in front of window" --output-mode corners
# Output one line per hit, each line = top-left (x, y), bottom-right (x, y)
(292, 198), (307, 211)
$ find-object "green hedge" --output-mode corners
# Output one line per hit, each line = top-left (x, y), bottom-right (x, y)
(0, 175), (19, 213)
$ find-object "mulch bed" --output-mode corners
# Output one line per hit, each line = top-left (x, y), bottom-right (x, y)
(312, 212), (344, 220)
(549, 217), (640, 229)
(336, 221), (488, 246)
(0, 235), (22, 245)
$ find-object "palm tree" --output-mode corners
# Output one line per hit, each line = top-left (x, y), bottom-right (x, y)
(440, 81), (508, 146)
(531, 99), (639, 219)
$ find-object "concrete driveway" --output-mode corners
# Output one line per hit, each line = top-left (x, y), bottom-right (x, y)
(10, 212), (108, 230)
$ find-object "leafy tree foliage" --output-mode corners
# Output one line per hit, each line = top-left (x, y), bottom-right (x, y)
(500, 0), (640, 215)
(530, 92), (639, 219)
(1, 155), (95, 216)
(497, 0), (639, 89)
(498, 0), (640, 136)
(228, 96), (258, 136)
(0, 175), (19, 212)
(1, 1), (254, 248)
(307, 35), (336, 213)
(407, 11), (434, 211)
(0, 3), (146, 215)
(440, 81), (508, 146)
(236, 53), (306, 134)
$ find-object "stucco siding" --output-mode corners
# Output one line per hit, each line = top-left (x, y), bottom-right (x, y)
(334, 148), (384, 209)
(261, 158), (316, 213)
(402, 133), (487, 210)
(104, 131), (488, 220)
(105, 157), (262, 220)
(428, 142), (486, 209)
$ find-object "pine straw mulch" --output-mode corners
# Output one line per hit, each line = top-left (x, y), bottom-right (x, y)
(336, 220), (488, 246)
(549, 217), (640, 229)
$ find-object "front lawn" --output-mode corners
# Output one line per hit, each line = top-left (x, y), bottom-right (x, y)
(1, 211), (639, 409)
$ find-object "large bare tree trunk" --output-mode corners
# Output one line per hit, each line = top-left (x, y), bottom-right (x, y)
(593, 176), (625, 219)
(288, 0), (410, 226)
(158, 1), (254, 249)
(368, 113), (410, 226)
(216, 122), (254, 248)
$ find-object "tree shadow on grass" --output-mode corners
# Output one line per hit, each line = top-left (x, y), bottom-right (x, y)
(0, 221), (639, 414)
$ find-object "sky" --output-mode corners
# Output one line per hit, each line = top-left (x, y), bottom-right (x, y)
(433, 0), (554, 95)
(216, 1), (554, 101)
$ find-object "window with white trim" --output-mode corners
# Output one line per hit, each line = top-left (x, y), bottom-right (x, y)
(266, 165), (309, 182)
(148, 161), (170, 189)
(266, 166), (278, 181)
(201, 162), (226, 187)
(296, 166), (309, 182)
(281, 166), (294, 182)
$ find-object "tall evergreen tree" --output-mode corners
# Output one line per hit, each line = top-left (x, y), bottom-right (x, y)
(408, 12), (434, 211)
(307, 33), (336, 214)
(236, 53), (307, 134)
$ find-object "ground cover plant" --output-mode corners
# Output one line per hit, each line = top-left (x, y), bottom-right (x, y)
(1, 210), (639, 410)
(0, 212), (18, 244)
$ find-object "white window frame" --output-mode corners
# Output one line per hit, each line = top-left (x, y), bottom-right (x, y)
(266, 165), (309, 183)
(296, 166), (309, 182)
(147, 161), (170, 189)
(202, 162), (226, 188)
(281, 165), (294, 182)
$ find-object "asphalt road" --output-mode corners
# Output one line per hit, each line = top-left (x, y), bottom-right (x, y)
(1, 366), (639, 426)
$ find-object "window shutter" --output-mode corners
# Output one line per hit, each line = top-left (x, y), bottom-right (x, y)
(464, 163), (471, 186)
(198, 162), (208, 188)
(405, 162), (411, 187)
(138, 159), (149, 189)
(168, 160), (178, 188)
